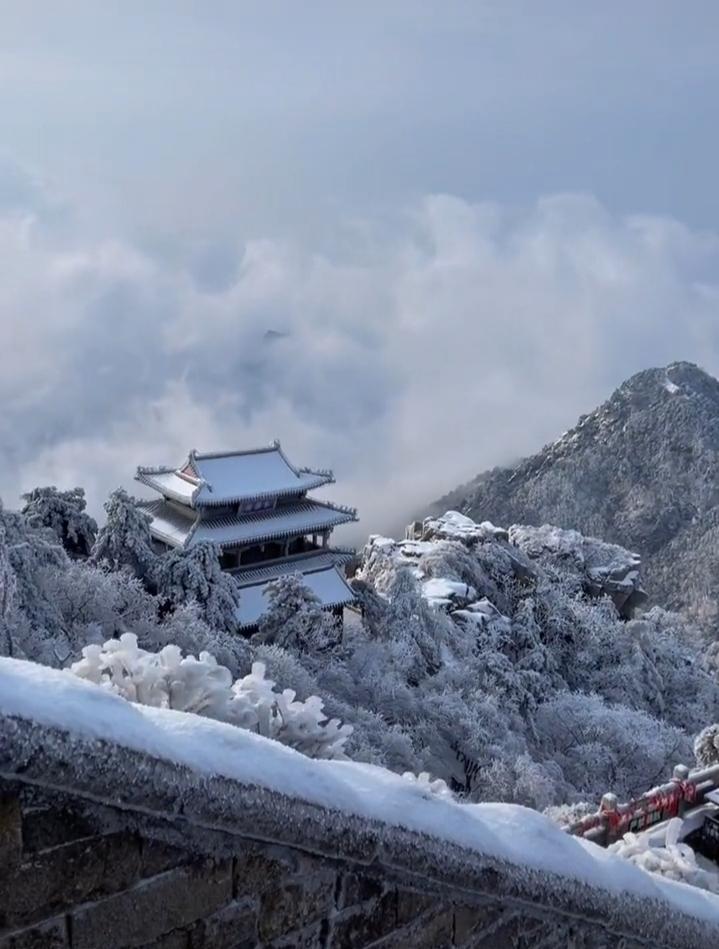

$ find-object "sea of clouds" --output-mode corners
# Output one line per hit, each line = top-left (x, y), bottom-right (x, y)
(2, 157), (719, 541)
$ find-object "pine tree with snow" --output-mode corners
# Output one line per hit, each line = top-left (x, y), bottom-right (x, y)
(22, 486), (97, 556)
(255, 572), (337, 652)
(380, 568), (441, 684)
(152, 541), (242, 633)
(0, 499), (68, 643)
(90, 488), (156, 581)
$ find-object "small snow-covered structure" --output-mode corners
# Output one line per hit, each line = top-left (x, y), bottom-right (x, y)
(135, 442), (358, 630)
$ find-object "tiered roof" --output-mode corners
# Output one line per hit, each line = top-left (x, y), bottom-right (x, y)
(136, 441), (358, 627)
(137, 497), (357, 550)
(136, 441), (334, 508)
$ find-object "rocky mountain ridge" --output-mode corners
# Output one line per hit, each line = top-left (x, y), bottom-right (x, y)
(433, 362), (719, 624)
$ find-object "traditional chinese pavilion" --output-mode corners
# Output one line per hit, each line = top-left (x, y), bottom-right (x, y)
(135, 441), (358, 629)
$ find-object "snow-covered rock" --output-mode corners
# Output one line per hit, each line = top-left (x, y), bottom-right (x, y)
(361, 512), (646, 620)
(508, 523), (647, 617)
(421, 576), (477, 609)
(408, 510), (509, 544)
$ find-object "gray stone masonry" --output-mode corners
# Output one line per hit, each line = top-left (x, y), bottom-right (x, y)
(1, 712), (718, 948)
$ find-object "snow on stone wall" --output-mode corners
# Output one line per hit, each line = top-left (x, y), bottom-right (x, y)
(2, 654), (719, 948)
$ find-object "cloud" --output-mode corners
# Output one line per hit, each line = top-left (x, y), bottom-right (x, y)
(2, 172), (719, 541)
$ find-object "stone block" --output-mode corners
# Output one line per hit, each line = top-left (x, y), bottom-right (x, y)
(452, 903), (503, 945)
(139, 838), (189, 878)
(137, 930), (189, 949)
(70, 859), (232, 949)
(20, 808), (95, 853)
(267, 919), (327, 948)
(337, 871), (385, 909)
(232, 848), (293, 899)
(0, 916), (67, 949)
(257, 875), (334, 943)
(470, 910), (544, 947)
(329, 891), (400, 949)
(0, 833), (142, 928)
(187, 899), (257, 949)
(371, 909), (453, 949)
(395, 888), (435, 926)
(0, 794), (22, 870)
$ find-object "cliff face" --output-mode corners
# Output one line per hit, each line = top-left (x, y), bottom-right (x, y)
(434, 362), (719, 623)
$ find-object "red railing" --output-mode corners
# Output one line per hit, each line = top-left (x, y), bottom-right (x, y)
(568, 763), (719, 846)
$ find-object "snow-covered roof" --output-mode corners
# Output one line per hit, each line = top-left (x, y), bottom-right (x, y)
(139, 498), (357, 550)
(235, 564), (356, 628)
(2, 656), (719, 946)
(231, 548), (355, 583)
(136, 442), (334, 508)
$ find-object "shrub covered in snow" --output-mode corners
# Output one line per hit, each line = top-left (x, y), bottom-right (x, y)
(71, 633), (352, 759)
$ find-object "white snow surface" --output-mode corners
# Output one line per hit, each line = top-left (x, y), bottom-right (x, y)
(424, 510), (507, 542)
(610, 819), (719, 894)
(421, 577), (476, 607)
(508, 524), (640, 575)
(2, 656), (719, 924)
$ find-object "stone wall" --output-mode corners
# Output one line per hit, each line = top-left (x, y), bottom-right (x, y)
(1, 712), (718, 949)
(0, 783), (628, 949)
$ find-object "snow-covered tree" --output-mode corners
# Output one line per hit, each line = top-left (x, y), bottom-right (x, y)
(41, 561), (158, 653)
(90, 488), (156, 581)
(694, 723), (719, 767)
(255, 573), (337, 652)
(71, 633), (352, 759)
(534, 692), (688, 800)
(0, 499), (70, 662)
(150, 602), (251, 678)
(0, 525), (17, 655)
(153, 541), (241, 633)
(21, 486), (97, 556)
(379, 568), (442, 684)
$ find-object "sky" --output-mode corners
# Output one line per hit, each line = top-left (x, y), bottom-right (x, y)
(1, 1), (719, 540)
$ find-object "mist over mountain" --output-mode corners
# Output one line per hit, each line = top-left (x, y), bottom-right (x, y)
(433, 362), (719, 625)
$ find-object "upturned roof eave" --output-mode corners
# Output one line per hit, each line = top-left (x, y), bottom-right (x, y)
(136, 469), (336, 509)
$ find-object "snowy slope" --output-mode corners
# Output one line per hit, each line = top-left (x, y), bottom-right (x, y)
(2, 655), (719, 927)
(433, 361), (719, 621)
